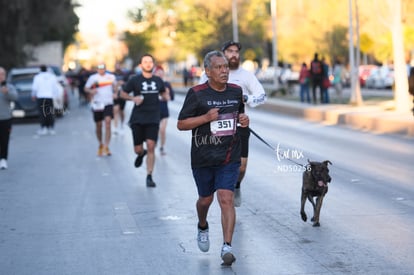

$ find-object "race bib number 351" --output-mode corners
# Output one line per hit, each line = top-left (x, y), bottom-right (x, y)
(210, 113), (237, 136)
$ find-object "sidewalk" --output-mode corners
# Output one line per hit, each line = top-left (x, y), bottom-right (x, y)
(259, 98), (414, 137)
(172, 83), (414, 137)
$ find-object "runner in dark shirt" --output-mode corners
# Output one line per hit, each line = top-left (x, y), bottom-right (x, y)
(121, 54), (167, 187)
(177, 50), (249, 266)
(178, 82), (244, 168)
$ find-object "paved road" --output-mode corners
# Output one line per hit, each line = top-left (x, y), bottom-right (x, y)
(1, 93), (413, 275)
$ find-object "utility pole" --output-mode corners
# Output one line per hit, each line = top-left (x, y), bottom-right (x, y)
(349, 0), (363, 106)
(271, 0), (278, 90)
(232, 0), (239, 42)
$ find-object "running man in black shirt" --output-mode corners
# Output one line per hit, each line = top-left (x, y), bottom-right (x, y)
(177, 50), (249, 266)
(121, 54), (167, 187)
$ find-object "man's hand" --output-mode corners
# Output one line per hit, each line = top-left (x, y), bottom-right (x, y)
(205, 108), (219, 122)
(132, 95), (144, 106)
(1, 85), (7, 94)
(238, 113), (249, 128)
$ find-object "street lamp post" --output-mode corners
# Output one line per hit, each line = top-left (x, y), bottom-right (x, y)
(271, 0), (278, 90)
(349, 0), (363, 106)
(232, 0), (239, 42)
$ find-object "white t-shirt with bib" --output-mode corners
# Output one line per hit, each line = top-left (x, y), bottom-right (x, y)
(85, 72), (116, 106)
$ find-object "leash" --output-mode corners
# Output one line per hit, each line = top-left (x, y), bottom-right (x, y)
(249, 127), (306, 167)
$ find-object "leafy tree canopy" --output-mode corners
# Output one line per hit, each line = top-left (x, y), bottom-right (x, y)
(122, 0), (414, 67)
(0, 0), (79, 69)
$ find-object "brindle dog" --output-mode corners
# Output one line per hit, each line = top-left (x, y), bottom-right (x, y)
(300, 160), (332, 227)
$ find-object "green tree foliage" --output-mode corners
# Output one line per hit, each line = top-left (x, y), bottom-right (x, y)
(325, 25), (349, 64)
(125, 0), (269, 65)
(360, 33), (375, 54)
(0, 0), (79, 69)
(122, 0), (414, 67)
(123, 31), (154, 65)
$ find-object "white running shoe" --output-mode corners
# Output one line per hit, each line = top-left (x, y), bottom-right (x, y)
(37, 127), (48, 135)
(197, 224), (210, 252)
(48, 128), (56, 135)
(221, 244), (236, 266)
(234, 188), (241, 207)
(0, 159), (7, 170)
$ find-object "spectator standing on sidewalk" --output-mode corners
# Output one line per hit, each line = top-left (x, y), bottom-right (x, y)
(332, 59), (344, 102)
(84, 63), (117, 157)
(310, 53), (324, 104)
(199, 41), (266, 207)
(0, 67), (18, 170)
(178, 50), (249, 266)
(408, 67), (414, 116)
(298, 62), (311, 103)
(120, 54), (168, 187)
(31, 65), (62, 135)
(321, 57), (330, 104)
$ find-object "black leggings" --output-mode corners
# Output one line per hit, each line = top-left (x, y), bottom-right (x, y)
(37, 98), (55, 128)
(0, 119), (12, 159)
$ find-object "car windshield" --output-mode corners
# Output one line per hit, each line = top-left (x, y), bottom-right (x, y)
(13, 77), (33, 91)
(50, 66), (62, 76)
(10, 73), (37, 82)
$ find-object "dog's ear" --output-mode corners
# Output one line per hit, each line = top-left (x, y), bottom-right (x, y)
(323, 160), (332, 166)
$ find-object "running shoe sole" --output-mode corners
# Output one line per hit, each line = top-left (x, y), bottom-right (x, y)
(134, 150), (147, 167)
(221, 253), (236, 266)
(103, 147), (112, 156)
(146, 178), (156, 187)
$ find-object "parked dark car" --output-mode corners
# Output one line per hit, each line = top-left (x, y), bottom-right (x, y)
(7, 66), (69, 118)
(10, 75), (39, 118)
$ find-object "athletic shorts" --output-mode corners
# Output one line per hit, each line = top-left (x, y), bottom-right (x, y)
(130, 123), (159, 146)
(192, 162), (241, 197)
(114, 98), (126, 110)
(93, 105), (113, 122)
(238, 126), (250, 158)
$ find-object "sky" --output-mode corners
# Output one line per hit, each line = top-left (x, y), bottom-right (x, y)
(75, 0), (141, 38)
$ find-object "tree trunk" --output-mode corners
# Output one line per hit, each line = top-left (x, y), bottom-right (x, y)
(388, 0), (411, 112)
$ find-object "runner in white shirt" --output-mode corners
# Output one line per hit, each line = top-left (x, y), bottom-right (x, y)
(85, 63), (117, 156)
(199, 41), (267, 207)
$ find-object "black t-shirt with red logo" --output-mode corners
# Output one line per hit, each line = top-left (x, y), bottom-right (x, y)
(178, 82), (245, 168)
(124, 74), (165, 124)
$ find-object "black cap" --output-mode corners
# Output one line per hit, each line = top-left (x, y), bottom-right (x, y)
(221, 41), (242, 52)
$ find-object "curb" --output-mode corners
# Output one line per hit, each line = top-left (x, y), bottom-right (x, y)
(260, 98), (414, 137)
(173, 86), (414, 137)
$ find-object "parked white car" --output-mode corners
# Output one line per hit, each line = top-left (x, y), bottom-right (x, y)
(365, 66), (394, 89)
(256, 66), (298, 84)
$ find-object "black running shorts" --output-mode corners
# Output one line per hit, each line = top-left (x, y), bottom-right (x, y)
(93, 104), (113, 122)
(130, 123), (159, 145)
